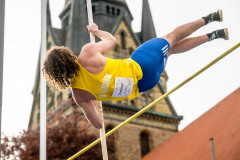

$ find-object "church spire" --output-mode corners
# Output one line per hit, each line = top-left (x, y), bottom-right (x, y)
(140, 0), (156, 43)
(63, 0), (89, 54)
(47, 0), (52, 27)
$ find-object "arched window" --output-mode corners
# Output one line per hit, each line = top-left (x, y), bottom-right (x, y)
(119, 31), (127, 58)
(120, 31), (126, 49)
(140, 132), (150, 157)
(114, 45), (120, 59)
(130, 100), (135, 106)
(106, 125), (113, 133)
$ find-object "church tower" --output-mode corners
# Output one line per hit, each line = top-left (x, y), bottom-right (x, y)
(29, 0), (182, 159)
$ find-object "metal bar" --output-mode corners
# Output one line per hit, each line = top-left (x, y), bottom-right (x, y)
(40, 0), (47, 159)
(0, 0), (5, 155)
(86, 0), (95, 42)
(68, 42), (240, 160)
(85, 0), (108, 159)
(98, 102), (108, 160)
(210, 138), (216, 160)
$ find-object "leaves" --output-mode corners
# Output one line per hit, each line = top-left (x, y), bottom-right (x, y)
(1, 109), (115, 160)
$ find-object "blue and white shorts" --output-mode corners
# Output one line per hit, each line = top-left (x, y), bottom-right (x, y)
(131, 38), (170, 92)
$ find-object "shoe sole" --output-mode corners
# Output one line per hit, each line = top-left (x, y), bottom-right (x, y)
(218, 9), (223, 22)
(224, 28), (229, 40)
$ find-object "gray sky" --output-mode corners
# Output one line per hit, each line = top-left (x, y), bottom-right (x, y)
(2, 0), (240, 135)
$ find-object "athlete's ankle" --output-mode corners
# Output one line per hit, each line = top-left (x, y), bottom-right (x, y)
(202, 10), (223, 25)
(207, 28), (229, 41)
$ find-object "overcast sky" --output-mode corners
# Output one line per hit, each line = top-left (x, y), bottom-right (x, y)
(2, 0), (240, 136)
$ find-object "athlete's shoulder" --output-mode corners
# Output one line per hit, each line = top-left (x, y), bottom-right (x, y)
(81, 43), (97, 53)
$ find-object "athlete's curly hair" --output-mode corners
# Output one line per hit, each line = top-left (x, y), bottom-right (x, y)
(42, 46), (79, 90)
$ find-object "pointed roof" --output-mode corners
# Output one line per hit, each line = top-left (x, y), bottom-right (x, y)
(142, 88), (240, 160)
(47, 0), (52, 26)
(64, 0), (89, 54)
(48, 27), (66, 46)
(140, 0), (156, 43)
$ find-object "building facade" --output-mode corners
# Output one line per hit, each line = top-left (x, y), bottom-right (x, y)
(28, 0), (183, 159)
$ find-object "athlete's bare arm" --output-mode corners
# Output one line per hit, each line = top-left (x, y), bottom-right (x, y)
(72, 91), (103, 129)
(77, 23), (118, 74)
(81, 23), (117, 58)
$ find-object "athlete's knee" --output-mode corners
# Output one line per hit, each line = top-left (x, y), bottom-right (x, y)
(161, 34), (176, 49)
(167, 49), (173, 57)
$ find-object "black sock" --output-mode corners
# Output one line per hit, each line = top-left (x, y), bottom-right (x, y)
(202, 10), (221, 25)
(207, 29), (228, 41)
(207, 32), (217, 41)
(202, 15), (211, 25)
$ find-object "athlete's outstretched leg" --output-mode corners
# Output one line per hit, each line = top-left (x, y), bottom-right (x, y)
(162, 19), (205, 48)
(162, 10), (223, 48)
(167, 35), (208, 55)
(167, 28), (229, 56)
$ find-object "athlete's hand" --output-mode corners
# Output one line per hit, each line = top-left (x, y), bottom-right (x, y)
(86, 23), (99, 35)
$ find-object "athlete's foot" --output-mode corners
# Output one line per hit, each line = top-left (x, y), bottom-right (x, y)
(202, 10), (223, 25)
(207, 28), (229, 41)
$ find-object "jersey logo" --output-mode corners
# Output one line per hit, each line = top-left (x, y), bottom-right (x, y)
(125, 58), (132, 65)
(162, 44), (169, 56)
(99, 73), (112, 98)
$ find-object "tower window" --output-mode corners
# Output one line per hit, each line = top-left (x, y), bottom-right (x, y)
(140, 132), (150, 157)
(112, 7), (116, 15)
(92, 5), (96, 13)
(106, 6), (120, 16)
(117, 9), (120, 16)
(106, 6), (110, 14)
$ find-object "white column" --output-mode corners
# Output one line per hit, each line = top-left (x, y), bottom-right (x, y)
(40, 0), (47, 159)
(0, 0), (5, 154)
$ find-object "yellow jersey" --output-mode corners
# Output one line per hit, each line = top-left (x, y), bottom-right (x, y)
(70, 58), (143, 101)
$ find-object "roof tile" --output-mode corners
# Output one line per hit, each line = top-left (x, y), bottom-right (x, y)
(142, 88), (240, 160)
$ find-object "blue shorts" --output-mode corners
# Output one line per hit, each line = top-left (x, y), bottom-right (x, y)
(131, 38), (170, 92)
